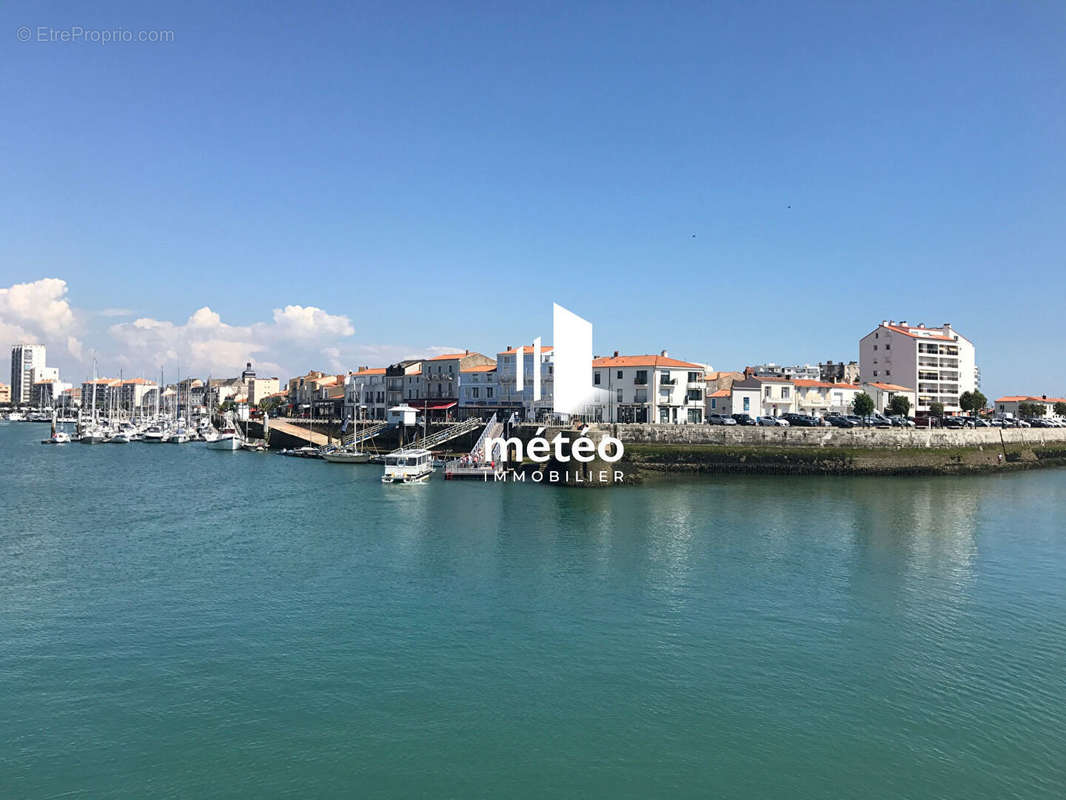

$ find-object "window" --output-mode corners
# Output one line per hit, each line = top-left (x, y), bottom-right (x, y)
(635, 370), (648, 385)
(885, 344), (890, 350)
(782, 387), (790, 399)
(688, 409), (702, 423)
(617, 370), (623, 379)
(594, 372), (601, 385)
(472, 387), (479, 398)
(487, 387), (493, 398)
(764, 387), (771, 398)
(711, 398), (717, 409)
(873, 370), (878, 377)
(616, 389), (623, 402)
(743, 397), (750, 411)
(688, 372), (700, 382)
(886, 370), (891, 376)
(659, 408), (670, 423)
(873, 345), (878, 351)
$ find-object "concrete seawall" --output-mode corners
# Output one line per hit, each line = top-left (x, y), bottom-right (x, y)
(593, 423), (1066, 449)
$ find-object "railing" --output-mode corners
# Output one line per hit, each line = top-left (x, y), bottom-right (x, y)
(468, 413), (499, 459)
(399, 417), (483, 452)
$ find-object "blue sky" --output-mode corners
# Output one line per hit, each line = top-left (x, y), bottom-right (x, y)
(2, 1), (1063, 399)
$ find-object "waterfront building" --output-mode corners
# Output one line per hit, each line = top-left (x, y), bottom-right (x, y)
(862, 382), (917, 415)
(80, 378), (121, 416)
(729, 375), (796, 418)
(491, 344), (555, 421)
(0, 382), (10, 404)
(10, 344), (46, 405)
(794, 380), (862, 416)
(591, 352), (706, 423)
(994, 395), (1066, 418)
(247, 375), (280, 406)
(31, 379), (72, 408)
(819, 360), (860, 384)
(116, 378), (157, 416)
(706, 388), (732, 416)
(344, 367), (388, 421)
(458, 364), (501, 419)
(859, 321), (977, 414)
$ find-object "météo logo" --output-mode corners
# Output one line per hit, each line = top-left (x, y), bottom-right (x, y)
(483, 304), (623, 478)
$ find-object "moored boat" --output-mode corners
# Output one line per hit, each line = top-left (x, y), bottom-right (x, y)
(381, 449), (434, 483)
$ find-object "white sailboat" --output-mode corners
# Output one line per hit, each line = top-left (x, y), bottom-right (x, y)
(205, 412), (243, 450)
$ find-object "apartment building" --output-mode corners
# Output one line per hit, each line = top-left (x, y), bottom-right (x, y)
(458, 364), (500, 418)
(10, 344), (46, 404)
(819, 360), (860, 384)
(344, 367), (387, 421)
(591, 352), (706, 423)
(494, 344), (555, 420)
(31, 379), (72, 408)
(860, 321), (976, 414)
(115, 378), (158, 415)
(0, 382), (10, 404)
(80, 378), (120, 415)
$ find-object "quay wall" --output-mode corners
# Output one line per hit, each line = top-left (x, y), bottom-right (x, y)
(590, 424), (1066, 449)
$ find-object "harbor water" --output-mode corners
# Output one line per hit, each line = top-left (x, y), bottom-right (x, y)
(1, 422), (1064, 798)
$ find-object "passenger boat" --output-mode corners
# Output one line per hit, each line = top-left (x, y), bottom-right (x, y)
(381, 449), (434, 483)
(143, 424), (168, 443)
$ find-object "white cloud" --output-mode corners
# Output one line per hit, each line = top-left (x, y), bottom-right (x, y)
(271, 305), (354, 340)
(0, 278), (78, 339)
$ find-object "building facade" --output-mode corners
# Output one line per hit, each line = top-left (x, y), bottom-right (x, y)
(344, 368), (388, 421)
(10, 344), (46, 405)
(591, 353), (706, 423)
(859, 321), (976, 414)
(862, 382), (917, 415)
(0, 382), (10, 404)
(994, 395), (1066, 418)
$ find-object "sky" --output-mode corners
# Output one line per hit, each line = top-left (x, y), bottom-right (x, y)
(1, 0), (1063, 399)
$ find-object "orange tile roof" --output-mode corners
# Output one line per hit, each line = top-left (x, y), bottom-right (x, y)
(461, 365), (497, 373)
(883, 324), (954, 341)
(996, 395), (1066, 404)
(498, 345), (554, 355)
(353, 368), (386, 375)
(709, 389), (730, 398)
(122, 378), (155, 385)
(428, 351), (485, 361)
(593, 354), (703, 369)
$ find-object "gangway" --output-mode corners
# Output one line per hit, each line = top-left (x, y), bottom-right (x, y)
(444, 414), (510, 480)
(341, 421), (388, 447)
(396, 416), (483, 453)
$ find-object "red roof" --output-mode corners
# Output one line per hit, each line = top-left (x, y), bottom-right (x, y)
(709, 389), (730, 398)
(353, 368), (386, 375)
(996, 395), (1066, 404)
(593, 354), (703, 369)
(794, 379), (861, 390)
(865, 382), (913, 392)
(461, 365), (497, 373)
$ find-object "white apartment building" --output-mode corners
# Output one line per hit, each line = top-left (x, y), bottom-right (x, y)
(860, 321), (976, 414)
(793, 380), (862, 416)
(728, 375), (795, 418)
(344, 367), (388, 421)
(31, 379), (72, 408)
(591, 352), (706, 423)
(10, 344), (46, 405)
(494, 344), (554, 420)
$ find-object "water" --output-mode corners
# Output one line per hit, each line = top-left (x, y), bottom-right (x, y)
(1, 422), (1065, 799)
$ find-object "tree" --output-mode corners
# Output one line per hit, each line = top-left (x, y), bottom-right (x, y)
(851, 392), (874, 419)
(960, 390), (988, 417)
(929, 401), (945, 418)
(887, 394), (911, 417)
(1018, 402), (1045, 418)
(258, 395), (286, 416)
(1055, 401), (1066, 417)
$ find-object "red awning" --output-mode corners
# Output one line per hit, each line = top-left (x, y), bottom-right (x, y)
(416, 401), (457, 410)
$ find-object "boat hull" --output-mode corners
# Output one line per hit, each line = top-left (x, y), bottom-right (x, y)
(323, 451), (372, 463)
(205, 436), (242, 451)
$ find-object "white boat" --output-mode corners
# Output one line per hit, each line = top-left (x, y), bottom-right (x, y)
(143, 424), (168, 443)
(381, 449), (434, 483)
(79, 427), (108, 444)
(48, 430), (72, 444)
(166, 428), (189, 444)
(205, 425), (242, 451)
(110, 431), (131, 443)
(7, 411), (25, 422)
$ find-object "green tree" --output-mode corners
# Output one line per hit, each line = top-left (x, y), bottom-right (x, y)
(258, 395), (286, 416)
(959, 391), (974, 415)
(929, 401), (945, 419)
(1055, 401), (1066, 417)
(971, 390), (987, 416)
(1018, 402), (1045, 418)
(887, 394), (911, 417)
(961, 390), (988, 417)
(851, 392), (874, 419)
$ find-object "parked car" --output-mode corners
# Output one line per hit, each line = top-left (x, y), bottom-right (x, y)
(732, 413), (757, 426)
(888, 415), (915, 427)
(708, 414), (738, 426)
(756, 416), (777, 426)
(783, 413), (818, 427)
(825, 415), (855, 428)
(971, 418), (991, 427)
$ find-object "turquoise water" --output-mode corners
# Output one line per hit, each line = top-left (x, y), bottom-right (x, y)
(1, 422), (1065, 798)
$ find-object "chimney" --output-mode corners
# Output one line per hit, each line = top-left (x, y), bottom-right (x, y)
(660, 349), (668, 357)
(613, 350), (619, 358)
(899, 320), (907, 326)
(465, 349), (469, 355)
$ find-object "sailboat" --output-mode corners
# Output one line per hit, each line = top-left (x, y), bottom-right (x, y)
(42, 410), (71, 444)
(205, 411), (243, 450)
(80, 358), (108, 444)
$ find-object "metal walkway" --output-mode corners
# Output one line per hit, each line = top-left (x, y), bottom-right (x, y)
(395, 417), (483, 453)
(341, 421), (388, 447)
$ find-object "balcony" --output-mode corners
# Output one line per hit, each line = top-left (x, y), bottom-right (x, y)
(659, 378), (677, 386)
